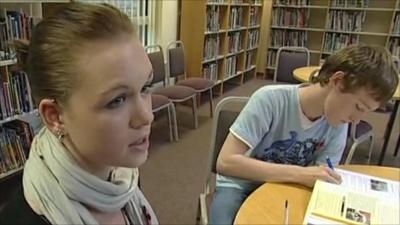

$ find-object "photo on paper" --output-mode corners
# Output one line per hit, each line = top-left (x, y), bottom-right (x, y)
(345, 208), (371, 225)
(370, 179), (388, 192)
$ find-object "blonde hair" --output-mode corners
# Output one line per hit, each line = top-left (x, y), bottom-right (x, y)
(15, 2), (135, 107)
(311, 45), (398, 103)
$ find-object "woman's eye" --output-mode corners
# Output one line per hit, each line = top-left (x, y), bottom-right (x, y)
(106, 95), (126, 108)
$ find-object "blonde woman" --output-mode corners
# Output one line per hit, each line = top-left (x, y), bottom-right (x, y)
(0, 3), (158, 225)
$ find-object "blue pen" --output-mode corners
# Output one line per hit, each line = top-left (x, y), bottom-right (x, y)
(326, 157), (335, 170)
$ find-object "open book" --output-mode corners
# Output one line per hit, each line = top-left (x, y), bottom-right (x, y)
(303, 169), (400, 225)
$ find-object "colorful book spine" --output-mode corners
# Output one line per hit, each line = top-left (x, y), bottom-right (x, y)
(270, 30), (308, 47)
(245, 51), (255, 69)
(0, 120), (33, 176)
(328, 10), (365, 32)
(273, 0), (310, 6)
(0, 70), (35, 120)
(248, 30), (259, 49)
(228, 32), (242, 53)
(249, 7), (260, 26)
(225, 56), (237, 78)
(330, 0), (369, 7)
(267, 50), (277, 67)
(324, 32), (359, 53)
(272, 8), (309, 28)
(229, 7), (243, 29)
(203, 62), (218, 81)
(204, 35), (220, 60)
(206, 5), (220, 32)
(0, 9), (35, 61)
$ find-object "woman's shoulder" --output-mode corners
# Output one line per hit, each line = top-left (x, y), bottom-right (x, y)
(0, 184), (50, 225)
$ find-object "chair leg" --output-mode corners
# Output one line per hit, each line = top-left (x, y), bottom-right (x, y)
(170, 102), (179, 141)
(209, 89), (214, 118)
(167, 105), (173, 142)
(192, 95), (199, 129)
(393, 134), (400, 157)
(345, 141), (359, 164)
(366, 136), (374, 164)
(197, 92), (201, 107)
(195, 197), (201, 225)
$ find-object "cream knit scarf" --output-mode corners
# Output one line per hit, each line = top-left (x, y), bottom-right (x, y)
(22, 127), (158, 225)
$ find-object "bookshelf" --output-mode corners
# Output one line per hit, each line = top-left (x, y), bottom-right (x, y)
(263, 0), (400, 78)
(180, 0), (264, 95)
(0, 0), (69, 181)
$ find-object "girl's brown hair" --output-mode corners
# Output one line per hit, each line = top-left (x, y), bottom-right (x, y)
(311, 45), (398, 104)
(15, 2), (135, 107)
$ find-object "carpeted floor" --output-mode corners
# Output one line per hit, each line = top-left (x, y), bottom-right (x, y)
(140, 77), (400, 225)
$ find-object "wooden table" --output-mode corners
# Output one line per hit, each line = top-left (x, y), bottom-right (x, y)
(293, 66), (321, 83)
(292, 66), (400, 165)
(234, 165), (400, 225)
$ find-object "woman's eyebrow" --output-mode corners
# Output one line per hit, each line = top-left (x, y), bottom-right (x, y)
(101, 85), (129, 96)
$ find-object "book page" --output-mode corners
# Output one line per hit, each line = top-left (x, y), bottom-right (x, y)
(306, 214), (346, 225)
(303, 181), (400, 225)
(336, 169), (399, 201)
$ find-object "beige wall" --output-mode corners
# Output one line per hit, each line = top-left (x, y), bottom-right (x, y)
(156, 0), (179, 53)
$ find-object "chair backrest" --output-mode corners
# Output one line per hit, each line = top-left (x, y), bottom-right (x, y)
(274, 46), (310, 83)
(167, 40), (186, 80)
(145, 45), (167, 86)
(204, 96), (249, 193)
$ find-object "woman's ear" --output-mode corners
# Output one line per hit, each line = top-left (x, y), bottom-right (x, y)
(39, 99), (65, 134)
(328, 71), (346, 92)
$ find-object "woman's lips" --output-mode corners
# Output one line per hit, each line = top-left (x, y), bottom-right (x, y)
(129, 137), (149, 152)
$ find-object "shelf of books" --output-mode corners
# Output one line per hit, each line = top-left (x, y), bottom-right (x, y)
(0, 1), (67, 180)
(0, 120), (34, 180)
(1, 0), (70, 62)
(265, 0), (400, 78)
(181, 0), (263, 95)
(387, 1), (400, 58)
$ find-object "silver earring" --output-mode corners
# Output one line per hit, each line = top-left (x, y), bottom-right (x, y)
(56, 129), (65, 142)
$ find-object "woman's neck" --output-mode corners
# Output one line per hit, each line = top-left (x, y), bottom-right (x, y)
(62, 138), (112, 180)
(298, 83), (330, 121)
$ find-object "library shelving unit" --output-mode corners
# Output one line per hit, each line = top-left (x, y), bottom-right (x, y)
(388, 0), (400, 58)
(263, 0), (400, 78)
(180, 0), (264, 95)
(0, 0), (69, 182)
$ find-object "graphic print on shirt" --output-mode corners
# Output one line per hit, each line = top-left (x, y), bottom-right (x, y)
(254, 131), (325, 166)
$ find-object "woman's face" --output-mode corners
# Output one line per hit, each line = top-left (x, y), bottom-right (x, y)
(60, 36), (154, 177)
